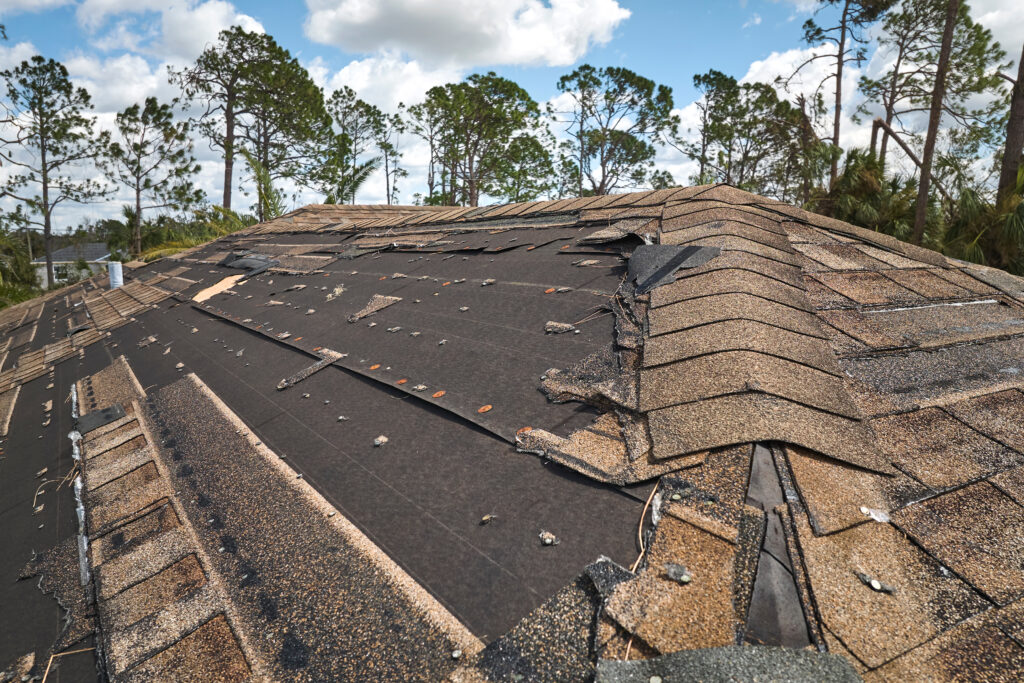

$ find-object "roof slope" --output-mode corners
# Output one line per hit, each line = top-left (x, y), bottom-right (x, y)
(3, 184), (1024, 681)
(31, 242), (110, 264)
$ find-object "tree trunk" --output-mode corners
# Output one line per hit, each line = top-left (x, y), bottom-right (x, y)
(134, 187), (142, 256)
(879, 110), (894, 169)
(912, 0), (959, 245)
(997, 43), (1024, 206)
(831, 1), (851, 187)
(41, 146), (53, 287)
(222, 101), (235, 210)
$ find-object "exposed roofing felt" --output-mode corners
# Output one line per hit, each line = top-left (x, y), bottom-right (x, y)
(3, 187), (1024, 681)
(31, 242), (111, 264)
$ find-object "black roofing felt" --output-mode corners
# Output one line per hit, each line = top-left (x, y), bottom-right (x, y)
(0, 330), (108, 679)
(115, 295), (644, 642)
(77, 403), (126, 434)
(31, 242), (110, 264)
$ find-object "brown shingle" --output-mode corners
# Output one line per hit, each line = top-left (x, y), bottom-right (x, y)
(894, 481), (1024, 605)
(883, 269), (973, 299)
(811, 271), (924, 306)
(863, 610), (1024, 681)
(649, 268), (810, 311)
(648, 293), (826, 339)
(642, 319), (837, 374)
(944, 390), (1024, 451)
(661, 221), (792, 252)
(872, 407), (1021, 489)
(785, 446), (890, 534)
(795, 514), (988, 668)
(792, 243), (892, 271)
(122, 615), (250, 683)
(639, 350), (859, 417)
(604, 514), (742, 653)
(647, 393), (888, 473)
(662, 233), (802, 268)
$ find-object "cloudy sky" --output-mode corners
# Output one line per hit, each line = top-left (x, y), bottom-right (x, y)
(0, 0), (1021, 231)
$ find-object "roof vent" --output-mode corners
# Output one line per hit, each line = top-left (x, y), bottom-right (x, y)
(108, 261), (123, 289)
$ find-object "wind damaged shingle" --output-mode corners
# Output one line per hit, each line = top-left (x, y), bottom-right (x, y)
(347, 294), (402, 322)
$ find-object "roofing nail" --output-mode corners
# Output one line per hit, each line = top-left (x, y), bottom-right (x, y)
(459, 306), (469, 312)
(373, 435), (388, 447)
(387, 326), (402, 332)
(665, 563), (692, 585)
(337, 416), (348, 422)
(413, 384), (427, 391)
(480, 514), (497, 525)
(856, 571), (895, 594)
(302, 393), (310, 398)
(539, 530), (559, 546)
(451, 650), (462, 660)
(410, 331), (421, 337)
(438, 339), (447, 345)
(323, 400), (330, 404)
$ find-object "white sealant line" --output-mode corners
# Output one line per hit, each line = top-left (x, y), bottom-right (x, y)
(69, 384), (90, 586)
(865, 298), (998, 314)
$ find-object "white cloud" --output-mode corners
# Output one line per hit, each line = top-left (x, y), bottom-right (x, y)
(308, 52), (461, 110)
(304, 0), (630, 68)
(971, 0), (1024, 70)
(0, 0), (72, 18)
(158, 1), (263, 64)
(0, 40), (37, 70)
(742, 13), (762, 29)
(64, 53), (170, 111)
(76, 0), (165, 30)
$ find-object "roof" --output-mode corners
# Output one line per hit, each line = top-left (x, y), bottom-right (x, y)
(31, 242), (111, 264)
(3, 186), (1024, 681)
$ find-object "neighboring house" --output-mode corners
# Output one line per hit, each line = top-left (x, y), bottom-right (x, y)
(31, 242), (111, 287)
(5, 187), (1024, 681)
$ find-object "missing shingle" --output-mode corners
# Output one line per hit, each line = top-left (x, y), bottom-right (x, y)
(628, 244), (720, 295)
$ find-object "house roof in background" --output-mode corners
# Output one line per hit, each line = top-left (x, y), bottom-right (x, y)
(31, 242), (111, 264)
(3, 185), (1024, 681)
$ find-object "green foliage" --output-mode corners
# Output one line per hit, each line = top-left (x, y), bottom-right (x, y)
(410, 72), (544, 206)
(815, 150), (918, 240)
(104, 96), (202, 255)
(170, 26), (329, 215)
(858, 0), (1008, 185)
(554, 64), (676, 195)
(324, 87), (383, 203)
(0, 55), (111, 286)
(239, 149), (285, 221)
(942, 170), (1024, 271)
(484, 133), (556, 203)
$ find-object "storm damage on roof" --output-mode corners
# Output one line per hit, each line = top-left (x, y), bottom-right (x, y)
(3, 185), (1024, 681)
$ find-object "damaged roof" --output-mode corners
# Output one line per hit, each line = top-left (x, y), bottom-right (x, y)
(3, 186), (1024, 681)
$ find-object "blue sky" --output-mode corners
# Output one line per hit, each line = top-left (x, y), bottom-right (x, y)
(0, 0), (1020, 227)
(2, 1), (818, 105)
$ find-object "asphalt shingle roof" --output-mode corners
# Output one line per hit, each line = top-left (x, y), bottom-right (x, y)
(3, 186), (1024, 681)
